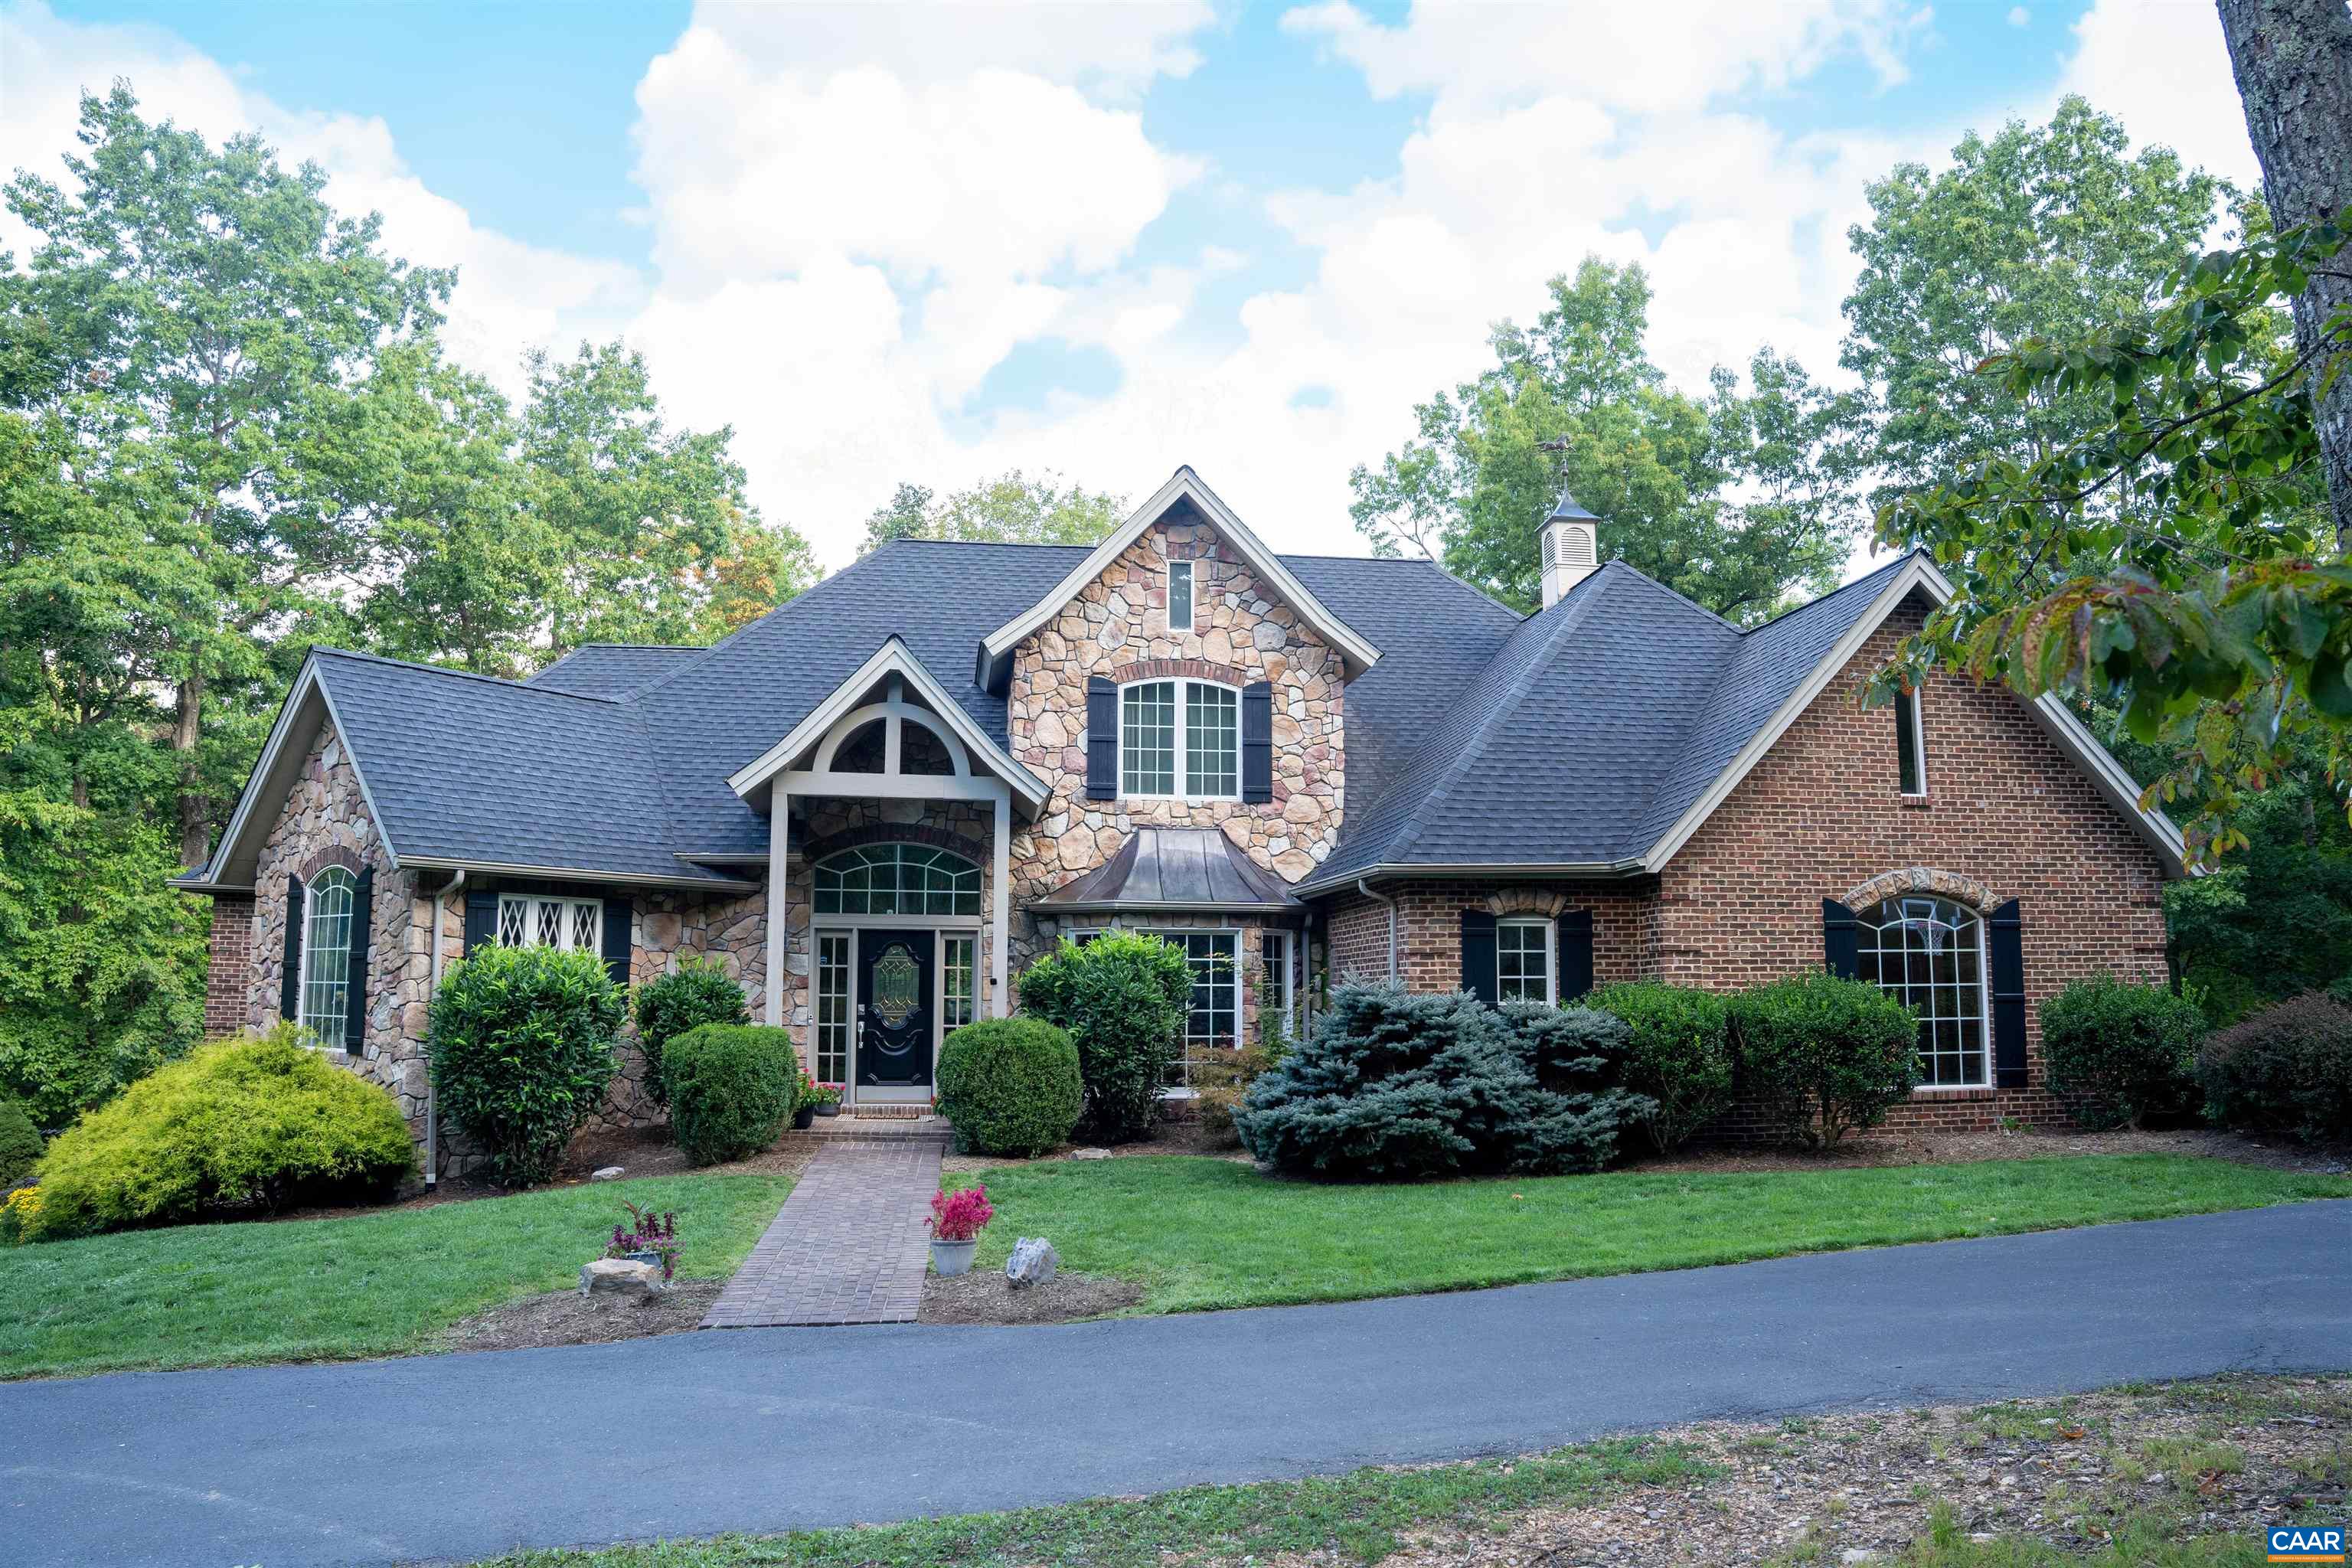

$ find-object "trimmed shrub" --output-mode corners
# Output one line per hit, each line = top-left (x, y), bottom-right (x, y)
(1729, 972), (1919, 1147)
(1017, 932), (1191, 1143)
(665, 1024), (802, 1166)
(1587, 982), (1735, 1154)
(2039, 975), (2204, 1129)
(427, 943), (623, 1188)
(2196, 992), (2352, 1142)
(936, 1017), (1083, 1157)
(21, 1024), (413, 1241)
(631, 959), (750, 1109)
(1234, 982), (1651, 1180)
(0, 1099), (42, 1191)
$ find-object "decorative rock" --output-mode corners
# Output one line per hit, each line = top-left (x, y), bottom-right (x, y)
(1070, 1147), (1112, 1160)
(1005, 1236), (1060, 1289)
(1841, 1552), (1880, 1565)
(590, 1165), (625, 1181)
(578, 1258), (665, 1300)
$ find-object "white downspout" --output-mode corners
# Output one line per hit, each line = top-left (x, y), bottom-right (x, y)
(1357, 878), (1397, 984)
(423, 868), (465, 1187)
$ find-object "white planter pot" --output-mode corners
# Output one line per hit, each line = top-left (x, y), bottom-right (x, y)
(929, 1238), (978, 1276)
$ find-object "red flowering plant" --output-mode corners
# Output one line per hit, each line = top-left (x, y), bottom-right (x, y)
(606, 1198), (680, 1281)
(926, 1183), (994, 1243)
(809, 1081), (844, 1108)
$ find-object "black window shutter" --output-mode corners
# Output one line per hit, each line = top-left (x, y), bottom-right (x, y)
(1989, 898), (2027, 1089)
(463, 888), (499, 953)
(279, 873), (305, 1022)
(1241, 681), (1274, 802)
(1557, 909), (1594, 1001)
(601, 896), (633, 989)
(1821, 897), (1860, 979)
(1460, 910), (1498, 1004)
(1085, 676), (1119, 800)
(341, 867), (374, 1052)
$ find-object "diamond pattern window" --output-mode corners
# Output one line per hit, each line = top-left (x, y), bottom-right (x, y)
(495, 894), (603, 953)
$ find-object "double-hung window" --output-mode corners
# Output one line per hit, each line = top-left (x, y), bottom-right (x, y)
(1496, 917), (1554, 1004)
(497, 893), (603, 952)
(1121, 679), (1239, 799)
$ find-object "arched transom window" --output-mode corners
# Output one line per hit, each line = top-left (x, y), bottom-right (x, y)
(298, 866), (357, 1042)
(1856, 895), (1988, 1087)
(813, 844), (981, 917)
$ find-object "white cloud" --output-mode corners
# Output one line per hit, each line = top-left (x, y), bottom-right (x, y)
(2059, 0), (2259, 186)
(2008, 6), (2030, 27)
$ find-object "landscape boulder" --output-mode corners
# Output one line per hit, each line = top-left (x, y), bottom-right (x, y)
(578, 1258), (665, 1302)
(1005, 1236), (1059, 1289)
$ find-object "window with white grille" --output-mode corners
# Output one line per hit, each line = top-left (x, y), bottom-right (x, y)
(1857, 896), (1987, 1086)
(1120, 678), (1239, 799)
(496, 894), (603, 953)
(1498, 918), (1553, 1004)
(299, 867), (357, 1042)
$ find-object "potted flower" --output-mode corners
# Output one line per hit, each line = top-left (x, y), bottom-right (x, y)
(606, 1199), (680, 1282)
(926, 1184), (993, 1276)
(811, 1081), (844, 1118)
(790, 1070), (818, 1131)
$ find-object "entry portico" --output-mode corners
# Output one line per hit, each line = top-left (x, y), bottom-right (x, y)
(724, 636), (1048, 1102)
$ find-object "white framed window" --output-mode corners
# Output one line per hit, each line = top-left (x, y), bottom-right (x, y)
(298, 866), (358, 1042)
(1073, 928), (1239, 1086)
(1119, 678), (1240, 800)
(813, 844), (980, 916)
(1168, 560), (1196, 633)
(815, 933), (851, 1084)
(942, 935), (978, 1031)
(496, 893), (603, 952)
(1259, 929), (1296, 1040)
(1497, 917), (1554, 1004)
(1857, 896), (1988, 1087)
(1896, 685), (1926, 797)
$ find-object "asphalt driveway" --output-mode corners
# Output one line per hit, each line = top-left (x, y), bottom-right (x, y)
(4, 1199), (2346, 1568)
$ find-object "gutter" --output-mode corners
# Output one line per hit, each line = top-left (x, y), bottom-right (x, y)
(1357, 878), (1398, 983)
(423, 868), (466, 1187)
(1297, 858), (1648, 899)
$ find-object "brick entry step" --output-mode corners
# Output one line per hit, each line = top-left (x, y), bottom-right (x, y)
(700, 1134), (949, 1328)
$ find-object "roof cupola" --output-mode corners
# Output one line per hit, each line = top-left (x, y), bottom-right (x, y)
(1540, 488), (1599, 608)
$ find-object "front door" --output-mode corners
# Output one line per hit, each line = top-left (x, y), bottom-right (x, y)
(857, 931), (934, 1088)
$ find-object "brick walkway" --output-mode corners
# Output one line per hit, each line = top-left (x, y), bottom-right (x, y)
(700, 1132), (947, 1328)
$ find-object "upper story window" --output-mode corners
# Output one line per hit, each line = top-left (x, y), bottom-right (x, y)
(1896, 685), (1926, 796)
(814, 844), (980, 917)
(298, 866), (357, 1041)
(1121, 678), (1238, 799)
(1497, 916), (1553, 1004)
(498, 893), (603, 952)
(1168, 560), (1197, 634)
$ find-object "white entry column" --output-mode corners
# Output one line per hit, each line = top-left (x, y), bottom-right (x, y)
(991, 787), (1010, 1018)
(766, 781), (790, 1043)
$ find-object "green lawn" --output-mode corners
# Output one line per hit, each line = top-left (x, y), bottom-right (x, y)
(945, 1154), (2347, 1314)
(0, 1169), (795, 1380)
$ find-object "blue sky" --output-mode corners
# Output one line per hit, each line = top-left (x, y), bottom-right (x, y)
(4, 0), (2257, 565)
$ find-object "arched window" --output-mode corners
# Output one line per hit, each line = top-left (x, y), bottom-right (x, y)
(1856, 895), (1988, 1087)
(813, 844), (981, 916)
(298, 866), (358, 1043)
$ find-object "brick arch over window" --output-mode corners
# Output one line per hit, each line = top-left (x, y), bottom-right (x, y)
(797, 822), (991, 872)
(1483, 888), (1571, 918)
(1108, 657), (1253, 688)
(295, 844), (366, 881)
(1841, 867), (2003, 913)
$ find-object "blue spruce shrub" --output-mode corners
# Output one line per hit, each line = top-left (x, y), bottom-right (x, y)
(1234, 982), (1652, 1180)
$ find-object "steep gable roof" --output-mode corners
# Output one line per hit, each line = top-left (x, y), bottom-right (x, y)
(528, 644), (708, 700)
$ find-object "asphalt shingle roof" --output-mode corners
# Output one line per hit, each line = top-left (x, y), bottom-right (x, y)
(238, 534), (1929, 894)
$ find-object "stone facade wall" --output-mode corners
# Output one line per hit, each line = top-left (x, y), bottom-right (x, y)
(1003, 514), (1344, 995)
(243, 723), (435, 1132)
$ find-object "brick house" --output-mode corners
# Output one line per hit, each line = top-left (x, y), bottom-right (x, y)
(176, 466), (2188, 1163)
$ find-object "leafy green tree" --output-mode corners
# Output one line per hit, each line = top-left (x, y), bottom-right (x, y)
(1840, 97), (2237, 522)
(859, 469), (1125, 554)
(524, 341), (818, 652)
(2, 86), (453, 867)
(1350, 258), (1859, 619)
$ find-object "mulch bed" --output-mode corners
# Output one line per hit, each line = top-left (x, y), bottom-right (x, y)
(1372, 1374), (2352, 1566)
(920, 1268), (1145, 1325)
(436, 1278), (727, 1353)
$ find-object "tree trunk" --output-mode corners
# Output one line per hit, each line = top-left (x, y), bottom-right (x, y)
(2216, 0), (2352, 544)
(174, 670), (207, 869)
